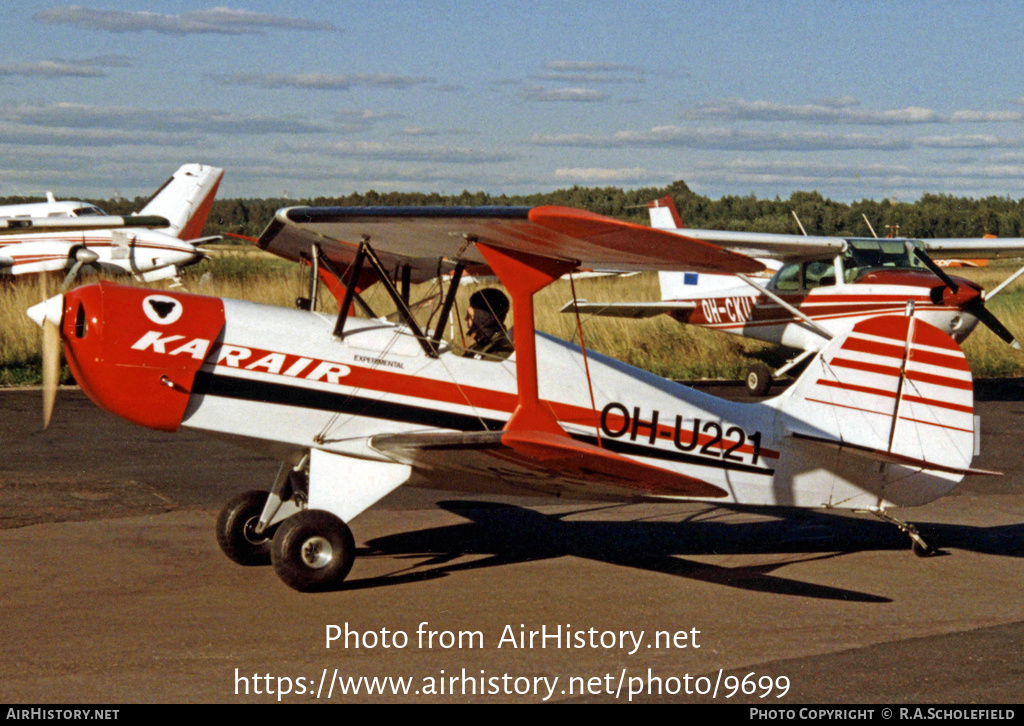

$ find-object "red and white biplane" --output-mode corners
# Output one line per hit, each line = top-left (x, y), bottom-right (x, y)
(28, 205), (997, 591)
(564, 196), (1024, 395)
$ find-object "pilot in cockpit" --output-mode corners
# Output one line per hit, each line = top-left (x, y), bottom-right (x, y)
(460, 288), (515, 361)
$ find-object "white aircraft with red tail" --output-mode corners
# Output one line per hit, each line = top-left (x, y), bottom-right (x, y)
(564, 196), (1024, 396)
(28, 205), (998, 591)
(1, 163), (223, 287)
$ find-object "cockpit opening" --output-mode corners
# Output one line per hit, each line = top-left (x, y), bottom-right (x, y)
(841, 238), (926, 282)
(771, 238), (928, 291)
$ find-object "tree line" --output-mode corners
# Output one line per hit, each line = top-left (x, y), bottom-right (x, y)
(5, 179), (1024, 241)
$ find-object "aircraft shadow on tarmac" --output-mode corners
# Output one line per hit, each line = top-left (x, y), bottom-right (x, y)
(337, 501), (1024, 601)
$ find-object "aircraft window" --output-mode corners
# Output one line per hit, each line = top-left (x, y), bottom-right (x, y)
(47, 212), (71, 218)
(774, 263), (801, 292)
(803, 260), (836, 289)
(72, 206), (106, 216)
(841, 238), (924, 282)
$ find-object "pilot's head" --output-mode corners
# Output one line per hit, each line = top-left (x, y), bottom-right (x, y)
(466, 288), (510, 336)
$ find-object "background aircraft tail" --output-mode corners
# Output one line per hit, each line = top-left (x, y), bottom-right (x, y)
(778, 314), (992, 507)
(647, 195), (683, 228)
(138, 163), (223, 240)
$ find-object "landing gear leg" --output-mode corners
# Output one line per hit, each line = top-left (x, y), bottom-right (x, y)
(216, 459), (307, 567)
(870, 509), (936, 557)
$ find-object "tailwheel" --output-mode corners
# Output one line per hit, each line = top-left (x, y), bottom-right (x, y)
(745, 363), (772, 397)
(869, 509), (937, 558)
(216, 490), (276, 566)
(911, 532), (935, 558)
(271, 510), (355, 592)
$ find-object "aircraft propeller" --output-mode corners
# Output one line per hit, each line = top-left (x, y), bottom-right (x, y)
(61, 246), (100, 290)
(909, 243), (1020, 349)
(27, 284), (65, 428)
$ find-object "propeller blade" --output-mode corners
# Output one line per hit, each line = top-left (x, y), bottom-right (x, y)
(42, 319), (60, 428)
(964, 298), (1021, 349)
(61, 247), (100, 290)
(61, 260), (85, 290)
(909, 243), (959, 293)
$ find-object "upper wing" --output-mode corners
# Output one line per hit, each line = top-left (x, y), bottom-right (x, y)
(0, 215), (169, 236)
(659, 228), (1024, 262)
(922, 237), (1024, 259)
(258, 205), (765, 281)
(656, 228), (844, 262)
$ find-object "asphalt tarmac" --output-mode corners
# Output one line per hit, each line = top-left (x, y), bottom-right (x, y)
(2, 383), (1024, 704)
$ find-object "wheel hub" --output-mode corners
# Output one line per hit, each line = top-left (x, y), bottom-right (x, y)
(242, 516), (268, 546)
(300, 536), (334, 569)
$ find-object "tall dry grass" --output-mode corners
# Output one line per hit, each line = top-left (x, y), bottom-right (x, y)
(3, 250), (1024, 385)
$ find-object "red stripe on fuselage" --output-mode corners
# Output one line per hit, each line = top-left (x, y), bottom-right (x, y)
(204, 342), (779, 461)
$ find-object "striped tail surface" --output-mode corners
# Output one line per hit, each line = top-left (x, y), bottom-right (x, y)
(780, 314), (991, 508)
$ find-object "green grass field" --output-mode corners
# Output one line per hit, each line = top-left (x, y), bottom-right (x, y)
(3, 249), (1024, 386)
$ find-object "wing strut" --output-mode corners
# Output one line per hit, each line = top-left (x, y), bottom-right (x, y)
(475, 244), (576, 436)
(735, 273), (834, 341)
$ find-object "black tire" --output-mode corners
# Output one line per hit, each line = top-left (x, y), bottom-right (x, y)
(216, 490), (275, 566)
(271, 510), (355, 592)
(912, 538), (935, 558)
(746, 363), (772, 397)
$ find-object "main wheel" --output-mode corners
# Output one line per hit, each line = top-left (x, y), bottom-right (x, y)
(271, 510), (355, 592)
(216, 490), (276, 566)
(745, 363), (773, 397)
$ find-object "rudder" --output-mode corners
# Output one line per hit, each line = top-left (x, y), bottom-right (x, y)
(780, 314), (986, 507)
(138, 163), (224, 239)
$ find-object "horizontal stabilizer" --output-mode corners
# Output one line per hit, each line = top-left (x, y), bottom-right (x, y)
(371, 429), (727, 499)
(791, 432), (1000, 477)
(560, 299), (696, 319)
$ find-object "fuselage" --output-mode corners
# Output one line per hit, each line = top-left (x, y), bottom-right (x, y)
(670, 272), (982, 351)
(48, 282), (973, 513)
(0, 228), (201, 277)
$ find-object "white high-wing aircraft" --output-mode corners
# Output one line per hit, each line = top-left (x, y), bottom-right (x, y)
(564, 196), (1024, 395)
(28, 205), (998, 592)
(0, 164), (223, 286)
(0, 191), (109, 219)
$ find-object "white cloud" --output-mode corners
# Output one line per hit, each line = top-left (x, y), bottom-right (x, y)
(690, 98), (1024, 126)
(309, 140), (517, 164)
(0, 102), (331, 136)
(555, 167), (650, 183)
(213, 72), (434, 91)
(539, 60), (643, 84)
(522, 86), (608, 102)
(532, 125), (910, 151)
(33, 6), (338, 35)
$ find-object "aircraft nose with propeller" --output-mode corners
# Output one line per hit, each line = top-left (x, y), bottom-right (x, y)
(27, 204), (1000, 592)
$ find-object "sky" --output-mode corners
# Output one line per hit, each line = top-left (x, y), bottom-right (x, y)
(4, 1), (1024, 203)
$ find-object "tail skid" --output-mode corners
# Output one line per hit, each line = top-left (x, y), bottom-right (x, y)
(778, 313), (994, 508)
(138, 163), (223, 240)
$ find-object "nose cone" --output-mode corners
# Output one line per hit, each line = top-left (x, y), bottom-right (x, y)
(938, 277), (984, 308)
(27, 294), (64, 328)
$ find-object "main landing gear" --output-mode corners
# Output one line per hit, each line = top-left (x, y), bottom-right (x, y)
(744, 349), (816, 397)
(745, 363), (772, 397)
(215, 467), (357, 592)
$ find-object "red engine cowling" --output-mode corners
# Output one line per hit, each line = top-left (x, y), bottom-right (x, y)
(60, 282), (225, 431)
